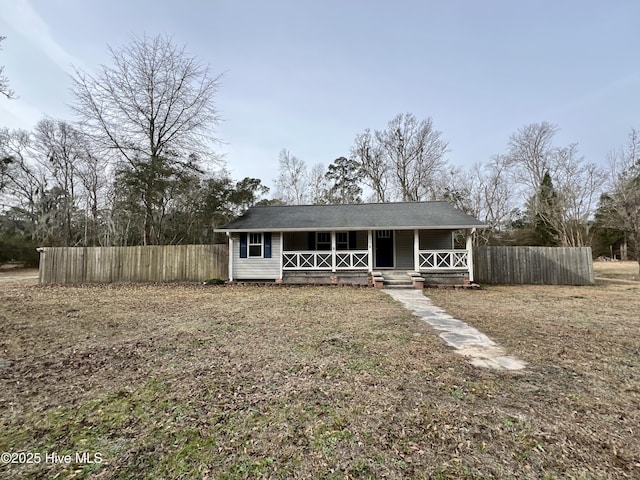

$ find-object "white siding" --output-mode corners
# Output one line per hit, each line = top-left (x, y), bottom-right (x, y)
(232, 232), (281, 280)
(419, 230), (454, 249)
(395, 230), (414, 269)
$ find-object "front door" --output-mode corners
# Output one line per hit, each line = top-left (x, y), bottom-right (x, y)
(375, 230), (394, 268)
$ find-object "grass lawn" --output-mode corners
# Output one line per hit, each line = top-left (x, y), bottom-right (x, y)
(593, 260), (639, 281)
(1, 280), (639, 479)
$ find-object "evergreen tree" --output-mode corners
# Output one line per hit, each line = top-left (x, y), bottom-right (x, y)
(532, 171), (561, 246)
(324, 156), (362, 204)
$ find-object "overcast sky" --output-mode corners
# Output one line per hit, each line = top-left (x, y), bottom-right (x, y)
(1, 0), (639, 189)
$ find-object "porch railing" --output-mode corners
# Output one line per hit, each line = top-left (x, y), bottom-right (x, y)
(282, 250), (369, 270)
(418, 250), (468, 270)
(336, 251), (369, 269)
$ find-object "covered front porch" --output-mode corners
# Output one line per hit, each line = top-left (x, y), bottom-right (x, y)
(280, 229), (475, 282)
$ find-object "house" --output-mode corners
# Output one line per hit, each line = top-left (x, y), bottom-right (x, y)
(215, 201), (488, 287)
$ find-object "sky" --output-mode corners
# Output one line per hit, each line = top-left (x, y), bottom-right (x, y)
(1, 0), (639, 191)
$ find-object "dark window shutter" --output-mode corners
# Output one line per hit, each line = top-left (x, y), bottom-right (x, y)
(349, 231), (357, 250)
(308, 232), (316, 250)
(264, 232), (272, 258)
(239, 233), (247, 258)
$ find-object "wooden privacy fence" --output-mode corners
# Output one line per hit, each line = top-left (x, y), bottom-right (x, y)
(38, 245), (228, 284)
(473, 246), (594, 285)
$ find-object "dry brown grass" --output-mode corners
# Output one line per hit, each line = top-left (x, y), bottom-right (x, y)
(0, 280), (638, 479)
(593, 260), (639, 280)
(427, 282), (640, 479)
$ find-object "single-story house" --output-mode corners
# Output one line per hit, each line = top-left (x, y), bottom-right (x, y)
(215, 201), (488, 287)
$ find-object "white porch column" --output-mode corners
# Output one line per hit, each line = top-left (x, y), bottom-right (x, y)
(331, 231), (336, 273)
(227, 232), (234, 281)
(367, 230), (373, 272)
(279, 231), (284, 280)
(414, 229), (420, 272)
(466, 228), (475, 283)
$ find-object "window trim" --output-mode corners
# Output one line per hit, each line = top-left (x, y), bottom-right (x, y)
(316, 232), (331, 251)
(248, 232), (263, 258)
(336, 231), (348, 250)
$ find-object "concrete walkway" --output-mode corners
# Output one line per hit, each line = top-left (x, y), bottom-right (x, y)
(383, 289), (526, 371)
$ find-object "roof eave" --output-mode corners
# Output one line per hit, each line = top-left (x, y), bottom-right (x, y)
(215, 224), (489, 233)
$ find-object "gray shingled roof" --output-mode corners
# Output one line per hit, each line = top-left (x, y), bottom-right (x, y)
(216, 201), (488, 232)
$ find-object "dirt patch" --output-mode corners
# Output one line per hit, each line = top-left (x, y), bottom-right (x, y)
(0, 281), (639, 479)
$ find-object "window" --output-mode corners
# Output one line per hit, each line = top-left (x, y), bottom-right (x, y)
(249, 233), (263, 257)
(336, 232), (348, 250)
(316, 232), (331, 251)
(377, 230), (391, 239)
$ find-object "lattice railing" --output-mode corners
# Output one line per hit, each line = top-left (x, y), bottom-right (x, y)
(282, 251), (332, 270)
(282, 251), (369, 270)
(418, 250), (468, 270)
(335, 251), (369, 269)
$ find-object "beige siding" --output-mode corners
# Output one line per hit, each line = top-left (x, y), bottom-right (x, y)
(419, 230), (453, 249)
(355, 231), (368, 249)
(232, 232), (281, 280)
(395, 230), (414, 269)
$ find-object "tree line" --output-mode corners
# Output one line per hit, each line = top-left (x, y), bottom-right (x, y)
(1, 34), (638, 271)
(0, 34), (266, 265)
(274, 117), (639, 267)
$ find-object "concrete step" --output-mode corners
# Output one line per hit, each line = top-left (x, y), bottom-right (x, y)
(383, 284), (414, 289)
(383, 279), (413, 286)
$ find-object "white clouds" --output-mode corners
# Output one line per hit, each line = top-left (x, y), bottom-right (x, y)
(0, 98), (45, 130)
(0, 0), (86, 126)
(0, 0), (85, 73)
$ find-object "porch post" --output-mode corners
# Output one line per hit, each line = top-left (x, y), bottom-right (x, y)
(466, 228), (475, 283)
(414, 229), (419, 272)
(367, 230), (373, 272)
(227, 232), (233, 281)
(279, 231), (283, 280)
(331, 231), (336, 273)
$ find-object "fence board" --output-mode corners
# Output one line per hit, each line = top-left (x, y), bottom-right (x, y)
(473, 246), (594, 285)
(38, 245), (229, 284)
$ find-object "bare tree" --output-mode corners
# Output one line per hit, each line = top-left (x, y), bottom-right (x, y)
(274, 149), (309, 204)
(308, 162), (328, 204)
(352, 113), (448, 202)
(603, 129), (640, 273)
(0, 36), (16, 99)
(33, 119), (83, 245)
(506, 122), (606, 246)
(381, 113), (448, 201)
(506, 122), (558, 191)
(70, 34), (222, 244)
(75, 143), (109, 246)
(351, 129), (389, 202)
(458, 156), (520, 244)
(0, 128), (48, 240)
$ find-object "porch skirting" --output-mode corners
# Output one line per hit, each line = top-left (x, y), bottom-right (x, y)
(281, 270), (372, 286)
(421, 271), (470, 286)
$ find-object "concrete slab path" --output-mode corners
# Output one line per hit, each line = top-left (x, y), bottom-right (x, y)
(383, 289), (526, 371)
